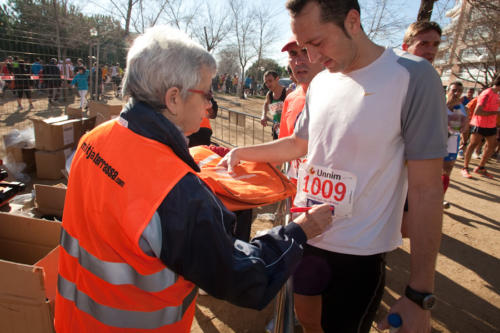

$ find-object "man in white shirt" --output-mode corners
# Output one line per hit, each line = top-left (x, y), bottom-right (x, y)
(220, 1), (447, 332)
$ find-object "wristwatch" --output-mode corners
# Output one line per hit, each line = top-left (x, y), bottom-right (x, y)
(405, 286), (436, 310)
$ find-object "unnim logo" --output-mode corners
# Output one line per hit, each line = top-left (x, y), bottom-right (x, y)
(316, 169), (341, 180)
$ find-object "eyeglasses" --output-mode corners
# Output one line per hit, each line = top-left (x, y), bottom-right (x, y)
(188, 89), (213, 102)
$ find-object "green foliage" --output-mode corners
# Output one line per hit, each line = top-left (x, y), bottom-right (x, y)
(246, 58), (287, 82)
(1, 0), (126, 66)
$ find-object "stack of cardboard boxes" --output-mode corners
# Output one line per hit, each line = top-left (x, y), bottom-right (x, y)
(31, 115), (95, 179)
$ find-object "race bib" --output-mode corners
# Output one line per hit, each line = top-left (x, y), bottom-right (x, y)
(296, 163), (357, 219)
(447, 133), (460, 154)
(269, 101), (283, 116)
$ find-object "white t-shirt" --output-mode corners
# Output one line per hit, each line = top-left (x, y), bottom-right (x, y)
(294, 48), (447, 255)
(111, 66), (118, 77)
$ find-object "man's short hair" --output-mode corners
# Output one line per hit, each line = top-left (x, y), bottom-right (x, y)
(403, 21), (442, 46)
(286, 0), (360, 35)
(447, 81), (463, 90)
(264, 71), (279, 79)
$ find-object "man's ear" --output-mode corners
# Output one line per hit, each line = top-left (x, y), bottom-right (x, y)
(402, 43), (409, 51)
(164, 86), (181, 116)
(344, 9), (362, 36)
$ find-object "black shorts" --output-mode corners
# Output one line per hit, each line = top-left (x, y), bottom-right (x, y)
(293, 244), (386, 333)
(112, 76), (121, 85)
(470, 126), (496, 137)
(16, 89), (31, 99)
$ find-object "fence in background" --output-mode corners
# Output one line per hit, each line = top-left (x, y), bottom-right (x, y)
(211, 106), (274, 147)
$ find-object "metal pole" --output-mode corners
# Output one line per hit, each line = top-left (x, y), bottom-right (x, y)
(88, 43), (93, 101)
(273, 194), (295, 333)
(95, 40), (100, 101)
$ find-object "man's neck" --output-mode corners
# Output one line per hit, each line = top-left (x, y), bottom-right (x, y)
(299, 83), (309, 92)
(271, 85), (283, 96)
(343, 35), (385, 74)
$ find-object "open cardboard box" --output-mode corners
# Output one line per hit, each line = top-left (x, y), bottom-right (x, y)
(31, 116), (96, 152)
(88, 101), (122, 126)
(0, 212), (61, 333)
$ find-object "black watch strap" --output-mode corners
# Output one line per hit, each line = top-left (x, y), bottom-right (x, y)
(405, 285), (436, 310)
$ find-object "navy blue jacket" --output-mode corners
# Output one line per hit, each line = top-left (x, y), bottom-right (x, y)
(120, 100), (306, 310)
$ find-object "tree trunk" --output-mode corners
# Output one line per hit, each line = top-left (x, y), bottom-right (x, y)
(239, 67), (246, 99)
(125, 0), (133, 35)
(417, 0), (437, 21)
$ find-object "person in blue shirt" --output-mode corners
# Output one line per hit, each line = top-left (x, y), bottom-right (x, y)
(31, 57), (43, 90)
(71, 67), (89, 109)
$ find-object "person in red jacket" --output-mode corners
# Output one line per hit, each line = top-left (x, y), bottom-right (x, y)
(55, 25), (332, 333)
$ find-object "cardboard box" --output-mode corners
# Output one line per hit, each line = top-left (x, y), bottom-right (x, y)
(31, 116), (94, 152)
(0, 212), (61, 333)
(34, 184), (66, 218)
(82, 116), (96, 135)
(4, 145), (36, 173)
(88, 101), (122, 126)
(35, 148), (73, 180)
(66, 106), (83, 119)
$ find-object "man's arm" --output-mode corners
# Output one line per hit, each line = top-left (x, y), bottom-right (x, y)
(407, 158), (443, 292)
(261, 93), (270, 126)
(219, 134), (308, 173)
(380, 158), (443, 332)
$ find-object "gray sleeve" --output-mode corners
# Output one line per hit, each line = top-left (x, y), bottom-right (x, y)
(293, 90), (310, 140)
(399, 58), (448, 160)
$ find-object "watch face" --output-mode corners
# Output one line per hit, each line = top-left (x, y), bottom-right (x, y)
(422, 295), (437, 310)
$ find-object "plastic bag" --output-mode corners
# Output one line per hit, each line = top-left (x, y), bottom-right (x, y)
(3, 154), (30, 183)
(3, 127), (35, 148)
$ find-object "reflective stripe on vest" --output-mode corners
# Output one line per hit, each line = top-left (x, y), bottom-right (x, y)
(58, 275), (197, 329)
(60, 227), (178, 292)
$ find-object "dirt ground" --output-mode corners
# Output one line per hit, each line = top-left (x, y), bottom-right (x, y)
(0, 90), (498, 332)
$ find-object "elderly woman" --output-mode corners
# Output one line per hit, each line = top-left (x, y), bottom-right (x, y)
(55, 26), (331, 332)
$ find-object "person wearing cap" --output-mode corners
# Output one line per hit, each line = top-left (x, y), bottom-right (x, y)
(279, 37), (325, 332)
(279, 38), (323, 140)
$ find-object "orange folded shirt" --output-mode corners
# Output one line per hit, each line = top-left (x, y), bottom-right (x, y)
(189, 146), (296, 211)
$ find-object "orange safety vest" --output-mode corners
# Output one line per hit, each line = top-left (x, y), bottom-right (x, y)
(199, 116), (211, 130)
(56, 118), (197, 332)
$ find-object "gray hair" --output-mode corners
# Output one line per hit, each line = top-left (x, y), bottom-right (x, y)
(122, 26), (216, 109)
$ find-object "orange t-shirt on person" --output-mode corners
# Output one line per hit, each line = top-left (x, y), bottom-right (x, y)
(470, 88), (499, 128)
(278, 86), (306, 139)
(466, 97), (477, 122)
